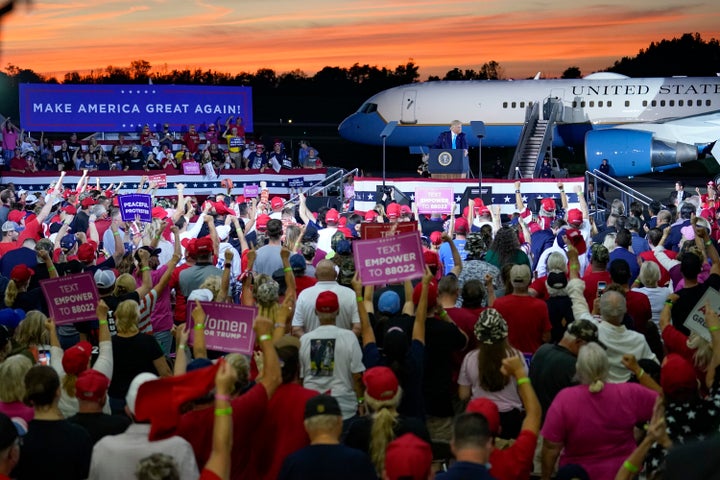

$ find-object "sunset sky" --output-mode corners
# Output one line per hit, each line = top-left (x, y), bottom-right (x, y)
(2, 0), (719, 80)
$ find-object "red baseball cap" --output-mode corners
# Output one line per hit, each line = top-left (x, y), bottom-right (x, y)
(363, 366), (399, 401)
(151, 207), (167, 219)
(62, 205), (77, 215)
(315, 291), (339, 313)
(75, 369), (110, 403)
(81, 197), (97, 208)
(466, 397), (501, 435)
(423, 249), (439, 267)
(256, 214), (270, 231)
(429, 231), (443, 246)
(195, 237), (213, 254)
(540, 198), (556, 213)
(364, 210), (378, 222)
(62, 341), (93, 376)
(455, 217), (469, 235)
(386, 203), (401, 218)
(412, 280), (438, 309)
(10, 264), (34, 283)
(384, 434), (432, 480)
(567, 208), (583, 226)
(77, 243), (96, 263)
(270, 197), (284, 210)
(661, 353), (698, 396)
(565, 228), (587, 254)
(325, 208), (340, 224)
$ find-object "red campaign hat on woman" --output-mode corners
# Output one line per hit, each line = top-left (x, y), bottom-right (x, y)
(62, 341), (93, 376)
(10, 264), (34, 283)
(363, 366), (399, 401)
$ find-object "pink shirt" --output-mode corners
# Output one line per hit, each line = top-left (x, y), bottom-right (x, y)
(458, 348), (525, 412)
(541, 383), (657, 479)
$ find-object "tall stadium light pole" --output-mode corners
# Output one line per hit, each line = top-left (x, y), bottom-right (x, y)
(379, 121), (398, 188)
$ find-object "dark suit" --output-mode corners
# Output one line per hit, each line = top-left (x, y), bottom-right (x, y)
(665, 219), (691, 251)
(669, 189), (686, 205)
(432, 131), (468, 150)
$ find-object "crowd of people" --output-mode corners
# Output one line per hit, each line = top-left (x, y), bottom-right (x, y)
(0, 153), (719, 480)
(1, 117), (323, 174)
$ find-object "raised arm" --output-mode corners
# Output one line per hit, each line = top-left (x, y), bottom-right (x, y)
(203, 360), (237, 480)
(87, 212), (99, 244)
(622, 354), (663, 394)
(254, 316), (282, 397)
(281, 247), (296, 303)
(573, 184), (590, 221)
(502, 355), (540, 435)
(401, 280), (414, 315)
(443, 232), (463, 277)
(514, 180), (525, 212)
(413, 267), (433, 345)
(173, 325), (191, 376)
(217, 249), (233, 303)
(352, 273), (375, 347)
(558, 182), (569, 211)
(38, 250), (58, 278)
(704, 302), (720, 389)
(191, 300), (208, 360)
(110, 222), (126, 265)
(135, 248), (153, 298)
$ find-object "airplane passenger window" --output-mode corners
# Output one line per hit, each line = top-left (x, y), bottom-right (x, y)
(511, 102), (516, 108)
(607, 101), (612, 107)
(651, 100), (656, 107)
(707, 100), (712, 106)
(520, 102), (525, 108)
(503, 102), (508, 108)
(687, 100), (693, 106)
(589, 101), (595, 107)
(581, 101), (586, 107)
(572, 101), (577, 108)
(669, 100), (675, 106)
(642, 100), (648, 107)
(660, 100), (666, 107)
(598, 101), (603, 107)
(678, 100), (684, 106)
(626, 101), (631, 107)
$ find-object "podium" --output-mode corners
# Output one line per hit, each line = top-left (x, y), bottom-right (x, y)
(428, 148), (469, 179)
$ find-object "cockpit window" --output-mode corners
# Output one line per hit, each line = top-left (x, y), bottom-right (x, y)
(359, 102), (378, 113)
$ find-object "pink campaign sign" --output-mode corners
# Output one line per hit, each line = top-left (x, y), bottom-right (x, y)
(182, 162), (201, 174)
(353, 231), (424, 286)
(415, 187), (454, 214)
(40, 272), (99, 325)
(187, 302), (257, 355)
(148, 173), (167, 187)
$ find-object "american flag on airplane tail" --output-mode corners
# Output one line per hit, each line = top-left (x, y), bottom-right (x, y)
(0, 170), (328, 197)
(354, 177), (586, 214)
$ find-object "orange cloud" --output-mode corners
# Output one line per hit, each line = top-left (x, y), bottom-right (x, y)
(2, 1), (718, 79)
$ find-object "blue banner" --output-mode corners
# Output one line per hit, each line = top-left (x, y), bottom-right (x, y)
(288, 176), (305, 188)
(19, 84), (253, 133)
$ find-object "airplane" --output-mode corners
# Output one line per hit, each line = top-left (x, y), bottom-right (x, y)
(338, 73), (720, 177)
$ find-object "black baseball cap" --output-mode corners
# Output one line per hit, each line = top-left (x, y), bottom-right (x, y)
(304, 395), (342, 419)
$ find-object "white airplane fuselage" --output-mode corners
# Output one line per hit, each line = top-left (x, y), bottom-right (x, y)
(338, 76), (720, 176)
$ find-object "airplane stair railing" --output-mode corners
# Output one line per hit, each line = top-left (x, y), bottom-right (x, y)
(507, 102), (540, 179)
(530, 99), (564, 178)
(286, 168), (359, 205)
(586, 169), (653, 223)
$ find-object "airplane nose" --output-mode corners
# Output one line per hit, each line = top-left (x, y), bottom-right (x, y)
(338, 114), (358, 141)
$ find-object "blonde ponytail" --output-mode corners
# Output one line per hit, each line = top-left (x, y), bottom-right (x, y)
(369, 406), (399, 474)
(4, 279), (18, 307)
(589, 379), (605, 393)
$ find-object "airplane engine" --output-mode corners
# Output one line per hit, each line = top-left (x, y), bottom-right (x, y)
(585, 129), (697, 177)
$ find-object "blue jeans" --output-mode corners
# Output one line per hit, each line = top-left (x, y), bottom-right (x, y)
(153, 330), (173, 356)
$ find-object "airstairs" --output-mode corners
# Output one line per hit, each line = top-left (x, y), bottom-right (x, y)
(507, 98), (564, 179)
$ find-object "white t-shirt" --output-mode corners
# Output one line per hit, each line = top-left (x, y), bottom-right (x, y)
(300, 324), (365, 419)
(292, 281), (360, 333)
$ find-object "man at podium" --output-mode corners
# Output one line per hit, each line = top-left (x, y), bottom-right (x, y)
(432, 120), (468, 155)
(429, 120), (469, 178)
